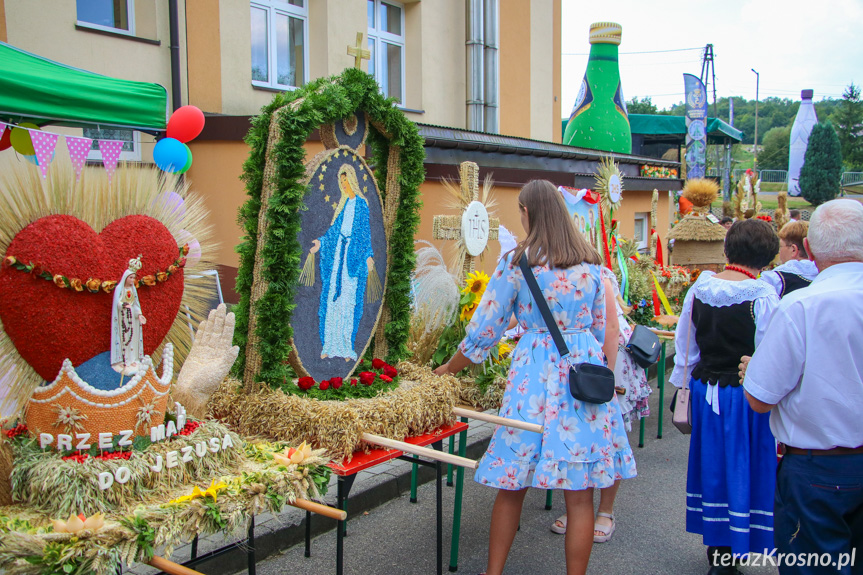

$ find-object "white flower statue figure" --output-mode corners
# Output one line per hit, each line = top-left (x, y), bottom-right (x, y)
(110, 254), (147, 375)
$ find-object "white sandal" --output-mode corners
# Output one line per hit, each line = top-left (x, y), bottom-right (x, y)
(550, 514), (567, 534)
(593, 512), (615, 543)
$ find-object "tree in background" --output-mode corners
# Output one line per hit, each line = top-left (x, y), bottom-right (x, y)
(627, 96), (658, 115)
(832, 83), (863, 170)
(757, 125), (791, 170)
(799, 122), (843, 206)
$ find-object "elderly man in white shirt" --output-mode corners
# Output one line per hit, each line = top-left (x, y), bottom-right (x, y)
(742, 199), (863, 574)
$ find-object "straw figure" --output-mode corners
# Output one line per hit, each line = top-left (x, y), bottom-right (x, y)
(667, 178), (727, 272)
(773, 191), (790, 231)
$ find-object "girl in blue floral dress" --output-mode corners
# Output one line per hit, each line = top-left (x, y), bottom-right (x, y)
(435, 180), (636, 575)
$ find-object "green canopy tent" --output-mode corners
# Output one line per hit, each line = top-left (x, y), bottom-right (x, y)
(0, 41), (167, 133)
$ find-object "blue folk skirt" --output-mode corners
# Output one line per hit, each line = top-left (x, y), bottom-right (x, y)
(685, 378), (777, 556)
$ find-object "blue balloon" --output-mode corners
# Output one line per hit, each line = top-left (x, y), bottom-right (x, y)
(153, 137), (189, 173)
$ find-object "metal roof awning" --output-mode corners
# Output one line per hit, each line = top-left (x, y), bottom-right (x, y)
(0, 41), (167, 133)
(627, 114), (743, 145)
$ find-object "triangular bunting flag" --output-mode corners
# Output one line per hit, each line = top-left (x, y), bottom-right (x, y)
(0, 123), (7, 143)
(29, 130), (60, 178)
(98, 139), (124, 182)
(65, 135), (93, 181)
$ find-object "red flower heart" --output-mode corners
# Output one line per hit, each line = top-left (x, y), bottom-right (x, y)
(0, 215), (184, 380)
(319, 379), (330, 391)
(330, 377), (343, 389)
(371, 358), (386, 370)
(359, 371), (376, 386)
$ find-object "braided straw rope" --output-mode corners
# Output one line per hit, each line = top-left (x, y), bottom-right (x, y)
(374, 145), (402, 356)
(243, 105), (291, 389)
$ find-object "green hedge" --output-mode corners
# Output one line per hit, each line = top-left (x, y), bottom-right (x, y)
(233, 68), (424, 388)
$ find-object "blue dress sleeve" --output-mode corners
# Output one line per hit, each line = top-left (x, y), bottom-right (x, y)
(590, 265), (606, 345)
(458, 256), (519, 363)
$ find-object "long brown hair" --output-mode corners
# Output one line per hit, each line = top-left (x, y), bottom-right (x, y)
(511, 180), (602, 267)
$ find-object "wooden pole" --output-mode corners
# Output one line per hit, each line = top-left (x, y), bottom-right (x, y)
(453, 406), (543, 434)
(648, 328), (676, 339)
(361, 433), (479, 469)
(290, 498), (347, 521)
(147, 556), (204, 575)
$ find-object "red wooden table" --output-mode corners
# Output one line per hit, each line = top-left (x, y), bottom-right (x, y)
(304, 422), (470, 575)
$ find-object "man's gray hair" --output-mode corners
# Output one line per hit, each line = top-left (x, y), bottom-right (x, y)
(808, 199), (863, 262)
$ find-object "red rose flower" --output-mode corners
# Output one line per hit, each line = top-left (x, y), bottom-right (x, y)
(2, 256), (15, 268)
(298, 376), (315, 391)
(359, 371), (376, 386)
(350, 378), (358, 386)
(383, 365), (398, 378)
(177, 257), (187, 268)
(380, 375), (393, 383)
(371, 358), (386, 370)
(331, 377), (343, 389)
(319, 379), (330, 391)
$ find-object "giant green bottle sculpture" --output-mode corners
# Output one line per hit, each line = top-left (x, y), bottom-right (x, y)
(563, 22), (631, 154)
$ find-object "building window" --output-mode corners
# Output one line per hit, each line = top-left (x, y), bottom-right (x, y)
(633, 212), (649, 251)
(82, 128), (141, 162)
(367, 0), (405, 104)
(76, 0), (134, 34)
(251, 0), (308, 90)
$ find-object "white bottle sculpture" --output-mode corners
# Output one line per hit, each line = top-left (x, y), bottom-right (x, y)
(788, 89), (818, 196)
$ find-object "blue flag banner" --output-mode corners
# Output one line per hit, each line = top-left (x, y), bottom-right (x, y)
(683, 73), (708, 179)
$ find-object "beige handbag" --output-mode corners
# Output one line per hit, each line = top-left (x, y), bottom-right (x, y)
(672, 318), (693, 434)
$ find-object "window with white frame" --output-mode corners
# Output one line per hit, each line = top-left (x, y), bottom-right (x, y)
(367, 0), (405, 104)
(76, 0), (134, 34)
(82, 128), (141, 162)
(633, 212), (649, 251)
(251, 0), (308, 90)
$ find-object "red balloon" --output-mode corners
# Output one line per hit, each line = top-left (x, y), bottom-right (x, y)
(0, 126), (12, 151)
(166, 105), (205, 143)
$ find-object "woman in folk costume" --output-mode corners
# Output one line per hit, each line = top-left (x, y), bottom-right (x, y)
(111, 255), (147, 375)
(551, 266), (651, 541)
(434, 180), (636, 575)
(671, 219), (780, 575)
(309, 164), (374, 361)
(760, 220), (818, 298)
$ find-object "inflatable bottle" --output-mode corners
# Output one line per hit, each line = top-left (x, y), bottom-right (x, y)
(563, 22), (631, 154)
(788, 89), (818, 196)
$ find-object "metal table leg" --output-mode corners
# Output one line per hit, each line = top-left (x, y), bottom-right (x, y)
(449, 421), (468, 572)
(336, 474), (356, 575)
(304, 510), (311, 557)
(410, 461), (419, 503)
(657, 341), (666, 439)
(247, 515), (256, 575)
(545, 489), (553, 510)
(433, 440), (443, 575)
(447, 435), (455, 487)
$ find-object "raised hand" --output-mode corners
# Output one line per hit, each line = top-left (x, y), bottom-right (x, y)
(174, 304), (240, 418)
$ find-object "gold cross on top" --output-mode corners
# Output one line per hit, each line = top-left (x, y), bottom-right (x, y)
(347, 32), (371, 69)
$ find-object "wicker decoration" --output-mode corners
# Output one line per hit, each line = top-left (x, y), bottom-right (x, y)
(25, 346), (173, 440)
(668, 178), (727, 270)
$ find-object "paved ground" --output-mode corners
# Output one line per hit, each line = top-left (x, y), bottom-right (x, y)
(240, 386), (780, 575)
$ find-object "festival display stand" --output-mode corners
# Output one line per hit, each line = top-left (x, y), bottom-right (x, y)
(0, 165), (345, 575)
(194, 59), (544, 575)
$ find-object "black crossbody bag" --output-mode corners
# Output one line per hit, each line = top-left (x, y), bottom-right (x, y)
(518, 254), (615, 404)
(626, 324), (661, 368)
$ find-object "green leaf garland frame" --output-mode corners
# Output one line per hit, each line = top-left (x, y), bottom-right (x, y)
(233, 68), (424, 388)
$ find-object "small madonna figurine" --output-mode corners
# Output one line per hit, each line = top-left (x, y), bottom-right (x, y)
(111, 255), (147, 375)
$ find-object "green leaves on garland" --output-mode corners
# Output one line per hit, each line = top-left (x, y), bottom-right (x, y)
(233, 68), (424, 388)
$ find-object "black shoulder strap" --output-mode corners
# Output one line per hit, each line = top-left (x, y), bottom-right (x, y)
(518, 254), (570, 358)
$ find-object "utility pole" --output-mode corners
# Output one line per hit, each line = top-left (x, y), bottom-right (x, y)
(700, 44), (717, 119)
(751, 68), (759, 168)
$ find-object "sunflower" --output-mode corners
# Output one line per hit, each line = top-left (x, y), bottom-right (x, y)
(459, 301), (478, 322)
(462, 270), (490, 296)
(495, 341), (513, 363)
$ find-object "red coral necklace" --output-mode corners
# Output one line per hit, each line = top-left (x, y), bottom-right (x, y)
(725, 265), (758, 280)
